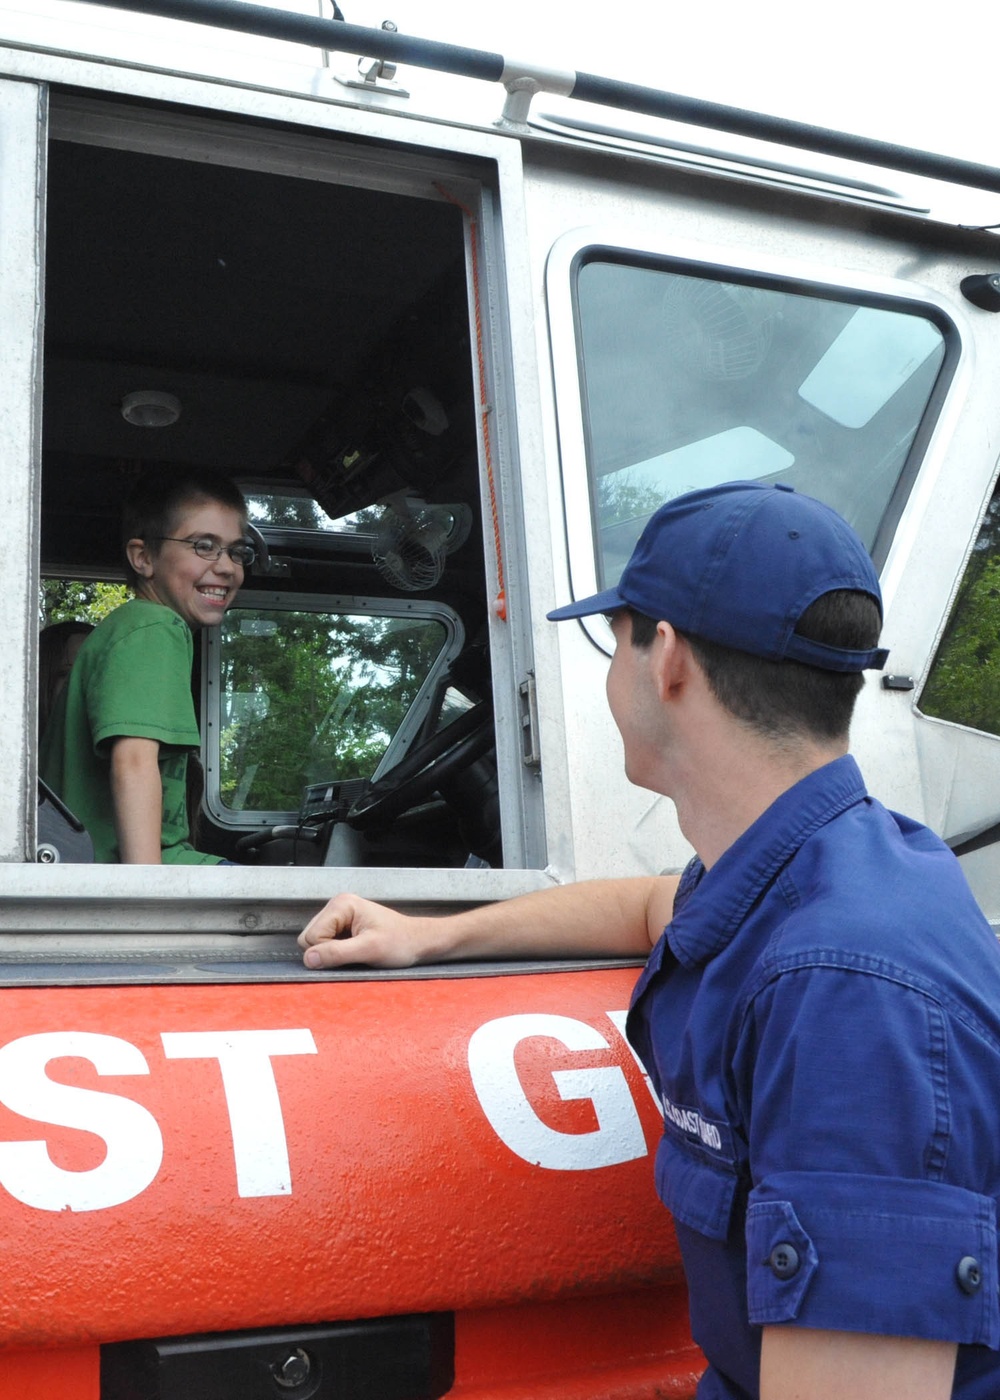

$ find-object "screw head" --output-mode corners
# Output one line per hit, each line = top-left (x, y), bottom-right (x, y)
(272, 1349), (312, 1389)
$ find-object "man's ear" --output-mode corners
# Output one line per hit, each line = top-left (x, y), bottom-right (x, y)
(652, 621), (691, 702)
(126, 537), (154, 580)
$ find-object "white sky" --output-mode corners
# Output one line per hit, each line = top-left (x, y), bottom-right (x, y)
(6, 0), (999, 221)
(338, 0), (995, 167)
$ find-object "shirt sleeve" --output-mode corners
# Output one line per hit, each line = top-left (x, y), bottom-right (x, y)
(739, 963), (1000, 1346)
(86, 614), (200, 754)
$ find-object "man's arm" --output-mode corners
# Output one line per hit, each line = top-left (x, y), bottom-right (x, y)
(299, 876), (680, 969)
(109, 735), (163, 864)
(760, 1326), (957, 1400)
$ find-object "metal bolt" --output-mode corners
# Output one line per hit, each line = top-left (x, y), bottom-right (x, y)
(272, 1348), (312, 1389)
(36, 844), (59, 864)
(381, 19), (398, 30)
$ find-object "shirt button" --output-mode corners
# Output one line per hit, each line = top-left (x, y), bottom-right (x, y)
(956, 1257), (982, 1295)
(768, 1244), (800, 1279)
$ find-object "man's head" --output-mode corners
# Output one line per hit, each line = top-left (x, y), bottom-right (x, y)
(122, 468), (250, 629)
(548, 481), (887, 746)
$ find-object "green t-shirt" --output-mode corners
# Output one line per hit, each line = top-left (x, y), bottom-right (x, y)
(40, 597), (221, 864)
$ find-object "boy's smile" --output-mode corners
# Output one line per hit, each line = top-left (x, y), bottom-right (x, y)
(129, 501), (246, 629)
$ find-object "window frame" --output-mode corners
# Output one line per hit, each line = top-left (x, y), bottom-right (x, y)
(545, 227), (963, 657)
(202, 589), (464, 830)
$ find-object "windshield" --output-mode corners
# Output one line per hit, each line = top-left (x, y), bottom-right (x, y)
(216, 606), (451, 815)
(575, 259), (951, 587)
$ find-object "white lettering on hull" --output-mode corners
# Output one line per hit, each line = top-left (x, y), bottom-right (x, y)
(0, 1013), (651, 1210)
(467, 1013), (647, 1170)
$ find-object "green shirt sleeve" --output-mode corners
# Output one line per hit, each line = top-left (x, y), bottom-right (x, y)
(87, 608), (200, 754)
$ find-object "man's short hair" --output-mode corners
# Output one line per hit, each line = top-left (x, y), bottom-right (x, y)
(628, 590), (882, 742)
(122, 468), (248, 588)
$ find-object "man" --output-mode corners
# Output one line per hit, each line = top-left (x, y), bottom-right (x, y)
(299, 481), (1000, 1398)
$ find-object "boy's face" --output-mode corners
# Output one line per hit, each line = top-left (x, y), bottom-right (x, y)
(128, 500), (246, 629)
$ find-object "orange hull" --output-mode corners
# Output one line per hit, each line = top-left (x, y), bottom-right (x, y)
(0, 971), (703, 1395)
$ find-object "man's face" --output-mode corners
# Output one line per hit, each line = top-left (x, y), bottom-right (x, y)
(605, 611), (665, 789)
(131, 500), (246, 629)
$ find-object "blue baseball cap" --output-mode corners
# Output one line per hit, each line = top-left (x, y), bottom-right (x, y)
(548, 481), (889, 673)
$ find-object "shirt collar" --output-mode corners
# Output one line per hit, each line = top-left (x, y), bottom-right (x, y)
(667, 754), (868, 969)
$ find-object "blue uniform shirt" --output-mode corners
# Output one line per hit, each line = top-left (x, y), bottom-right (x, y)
(626, 755), (1000, 1399)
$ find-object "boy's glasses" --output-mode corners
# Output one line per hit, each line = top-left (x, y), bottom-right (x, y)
(152, 535), (256, 567)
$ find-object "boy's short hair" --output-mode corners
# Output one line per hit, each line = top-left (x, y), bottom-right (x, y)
(122, 468), (248, 588)
(628, 590), (882, 743)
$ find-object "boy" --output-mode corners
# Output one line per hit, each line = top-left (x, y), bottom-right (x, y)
(40, 468), (252, 863)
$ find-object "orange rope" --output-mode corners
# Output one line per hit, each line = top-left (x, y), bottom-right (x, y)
(434, 181), (506, 621)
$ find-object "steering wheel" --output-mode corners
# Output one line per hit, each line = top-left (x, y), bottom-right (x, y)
(346, 700), (494, 830)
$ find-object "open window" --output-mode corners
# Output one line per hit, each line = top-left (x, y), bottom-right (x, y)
(38, 97), (512, 871)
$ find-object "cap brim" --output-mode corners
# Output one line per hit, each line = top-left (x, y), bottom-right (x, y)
(547, 586), (626, 621)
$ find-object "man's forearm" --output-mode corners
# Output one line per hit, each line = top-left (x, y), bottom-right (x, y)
(760, 1327), (957, 1400)
(299, 875), (679, 969)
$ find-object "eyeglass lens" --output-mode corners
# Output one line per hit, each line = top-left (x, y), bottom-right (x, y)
(151, 534), (256, 566)
(190, 536), (255, 566)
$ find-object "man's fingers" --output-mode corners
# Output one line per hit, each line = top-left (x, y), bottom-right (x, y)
(298, 895), (426, 970)
(298, 894), (362, 948)
(302, 934), (368, 969)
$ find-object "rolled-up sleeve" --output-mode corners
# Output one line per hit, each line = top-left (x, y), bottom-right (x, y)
(740, 961), (1000, 1345)
(747, 1171), (998, 1343)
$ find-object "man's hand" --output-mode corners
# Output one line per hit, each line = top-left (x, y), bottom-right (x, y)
(298, 876), (680, 971)
(299, 895), (438, 969)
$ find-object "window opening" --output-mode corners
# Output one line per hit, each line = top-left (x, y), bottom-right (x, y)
(38, 113), (509, 872)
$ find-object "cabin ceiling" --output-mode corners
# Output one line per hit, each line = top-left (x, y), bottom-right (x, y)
(41, 137), (476, 572)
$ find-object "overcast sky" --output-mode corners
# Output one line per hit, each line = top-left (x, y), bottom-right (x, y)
(340, 0), (996, 164)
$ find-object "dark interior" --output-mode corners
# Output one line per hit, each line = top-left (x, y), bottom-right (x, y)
(40, 133), (499, 867)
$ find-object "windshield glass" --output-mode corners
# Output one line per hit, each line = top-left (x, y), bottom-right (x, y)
(217, 607), (449, 814)
(575, 260), (950, 587)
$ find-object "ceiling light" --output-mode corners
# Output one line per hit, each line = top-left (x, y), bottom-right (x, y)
(121, 390), (181, 428)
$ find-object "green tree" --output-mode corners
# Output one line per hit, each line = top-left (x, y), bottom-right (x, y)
(219, 608), (444, 812)
(922, 493), (1000, 736)
(596, 470), (663, 531)
(246, 493), (326, 529)
(41, 579), (129, 626)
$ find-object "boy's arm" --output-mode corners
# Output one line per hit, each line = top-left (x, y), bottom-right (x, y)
(110, 736), (163, 864)
(760, 1327), (957, 1400)
(299, 876), (680, 969)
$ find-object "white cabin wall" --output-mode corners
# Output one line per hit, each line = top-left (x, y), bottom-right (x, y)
(518, 140), (1000, 881)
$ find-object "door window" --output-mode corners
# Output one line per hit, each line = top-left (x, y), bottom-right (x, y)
(209, 603), (455, 819)
(574, 258), (951, 590)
